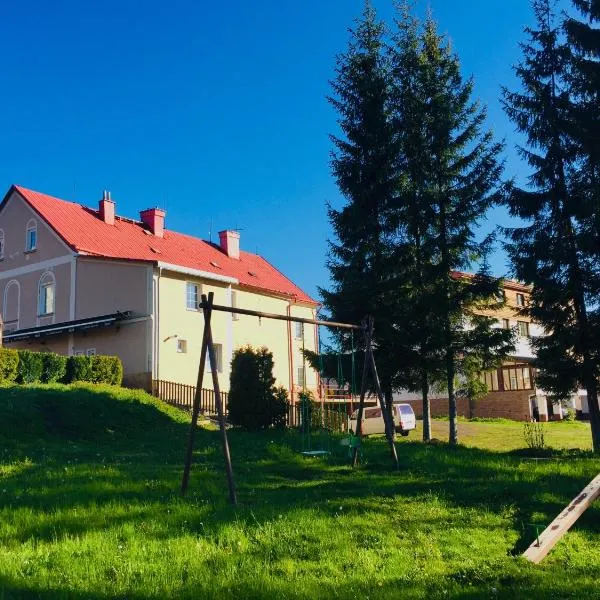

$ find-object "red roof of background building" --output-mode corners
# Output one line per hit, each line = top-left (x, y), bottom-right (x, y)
(10, 185), (318, 305)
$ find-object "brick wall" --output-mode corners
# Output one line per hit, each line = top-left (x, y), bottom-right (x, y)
(404, 389), (533, 422)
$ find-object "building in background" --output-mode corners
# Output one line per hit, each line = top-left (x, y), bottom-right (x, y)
(0, 185), (319, 400)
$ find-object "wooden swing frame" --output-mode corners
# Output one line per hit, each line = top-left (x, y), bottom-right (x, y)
(180, 292), (399, 504)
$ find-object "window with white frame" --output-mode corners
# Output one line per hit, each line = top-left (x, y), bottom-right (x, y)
(297, 366), (306, 388)
(206, 343), (223, 373)
(177, 339), (188, 354)
(518, 321), (530, 337)
(25, 220), (37, 252)
(37, 272), (55, 316)
(0, 229), (4, 259)
(86, 348), (97, 356)
(295, 321), (303, 339)
(516, 293), (525, 307)
(186, 282), (200, 310)
(231, 290), (239, 321)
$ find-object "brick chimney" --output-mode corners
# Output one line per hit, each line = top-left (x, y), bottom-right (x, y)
(140, 208), (166, 238)
(219, 230), (240, 260)
(99, 190), (115, 225)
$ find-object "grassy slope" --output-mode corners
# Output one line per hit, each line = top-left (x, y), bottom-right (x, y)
(0, 384), (599, 599)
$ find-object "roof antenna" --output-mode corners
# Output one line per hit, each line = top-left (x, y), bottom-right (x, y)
(209, 217), (213, 243)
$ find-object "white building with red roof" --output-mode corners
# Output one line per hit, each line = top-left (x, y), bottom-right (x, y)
(0, 185), (320, 397)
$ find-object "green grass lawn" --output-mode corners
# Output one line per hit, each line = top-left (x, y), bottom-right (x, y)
(0, 384), (599, 599)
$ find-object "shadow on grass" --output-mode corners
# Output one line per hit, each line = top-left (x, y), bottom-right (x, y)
(1, 384), (599, 554)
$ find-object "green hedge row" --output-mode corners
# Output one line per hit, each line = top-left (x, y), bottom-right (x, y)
(0, 348), (123, 386)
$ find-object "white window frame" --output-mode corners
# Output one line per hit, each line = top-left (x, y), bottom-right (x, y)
(295, 321), (304, 339)
(177, 339), (188, 354)
(297, 366), (306, 388)
(37, 271), (56, 316)
(0, 229), (4, 259)
(518, 321), (530, 337)
(231, 290), (239, 321)
(206, 343), (223, 373)
(516, 293), (525, 307)
(186, 282), (200, 310)
(25, 219), (37, 252)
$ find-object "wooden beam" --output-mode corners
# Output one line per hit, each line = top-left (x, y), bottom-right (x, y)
(523, 473), (600, 564)
(201, 302), (361, 330)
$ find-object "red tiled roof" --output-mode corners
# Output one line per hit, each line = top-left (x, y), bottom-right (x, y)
(9, 185), (317, 305)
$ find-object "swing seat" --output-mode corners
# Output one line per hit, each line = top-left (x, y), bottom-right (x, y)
(300, 450), (330, 457)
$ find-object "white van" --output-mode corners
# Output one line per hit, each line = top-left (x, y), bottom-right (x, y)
(348, 403), (416, 437)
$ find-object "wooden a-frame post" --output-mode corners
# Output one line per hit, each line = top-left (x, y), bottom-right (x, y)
(181, 292), (237, 504)
(352, 316), (399, 469)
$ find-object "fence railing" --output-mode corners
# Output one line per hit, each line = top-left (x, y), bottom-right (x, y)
(152, 379), (228, 415)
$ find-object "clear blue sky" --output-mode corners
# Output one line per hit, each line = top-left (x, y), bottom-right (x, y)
(0, 0), (569, 303)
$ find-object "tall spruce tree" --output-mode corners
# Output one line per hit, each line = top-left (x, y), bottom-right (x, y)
(388, 3), (446, 442)
(416, 17), (506, 444)
(503, 0), (600, 451)
(565, 1), (600, 254)
(323, 1), (402, 405)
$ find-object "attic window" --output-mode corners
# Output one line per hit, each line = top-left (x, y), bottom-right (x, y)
(210, 260), (221, 269)
(248, 271), (257, 277)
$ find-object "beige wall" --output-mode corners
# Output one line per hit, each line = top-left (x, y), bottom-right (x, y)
(0, 192), (73, 332)
(0, 191), (72, 270)
(75, 258), (150, 319)
(155, 268), (319, 395)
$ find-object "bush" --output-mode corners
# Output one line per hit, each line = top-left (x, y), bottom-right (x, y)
(16, 350), (44, 384)
(523, 420), (546, 450)
(65, 355), (93, 383)
(228, 345), (287, 430)
(91, 355), (123, 386)
(41, 353), (67, 383)
(0, 348), (19, 384)
(271, 386), (290, 430)
(563, 407), (576, 422)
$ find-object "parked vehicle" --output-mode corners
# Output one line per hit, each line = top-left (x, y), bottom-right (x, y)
(348, 403), (416, 437)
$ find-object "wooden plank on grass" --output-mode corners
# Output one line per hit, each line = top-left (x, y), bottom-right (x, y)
(523, 473), (600, 564)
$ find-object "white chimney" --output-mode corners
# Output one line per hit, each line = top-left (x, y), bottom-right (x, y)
(219, 230), (240, 260)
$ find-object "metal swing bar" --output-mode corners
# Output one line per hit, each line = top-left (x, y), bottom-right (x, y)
(180, 293), (398, 504)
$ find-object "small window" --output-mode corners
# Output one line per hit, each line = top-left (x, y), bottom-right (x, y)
(295, 321), (304, 339)
(177, 339), (188, 354)
(186, 282), (200, 310)
(297, 366), (305, 388)
(365, 407), (382, 419)
(518, 321), (530, 337)
(206, 343), (223, 373)
(231, 291), (239, 321)
(516, 293), (525, 307)
(86, 348), (97, 356)
(502, 318), (510, 329)
(38, 272), (55, 316)
(0, 229), (4, 259)
(25, 220), (37, 252)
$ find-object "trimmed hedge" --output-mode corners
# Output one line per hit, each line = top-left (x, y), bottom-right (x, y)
(0, 349), (123, 386)
(17, 350), (44, 384)
(42, 353), (68, 383)
(0, 348), (19, 384)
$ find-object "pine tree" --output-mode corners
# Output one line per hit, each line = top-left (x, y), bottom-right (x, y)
(503, 0), (600, 451)
(417, 16), (506, 444)
(323, 1), (402, 404)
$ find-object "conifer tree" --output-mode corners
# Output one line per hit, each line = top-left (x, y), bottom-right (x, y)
(503, 0), (600, 451)
(323, 1), (402, 405)
(417, 17), (506, 444)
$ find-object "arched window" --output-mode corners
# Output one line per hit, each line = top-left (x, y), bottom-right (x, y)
(25, 219), (37, 252)
(0, 229), (4, 259)
(2, 280), (20, 330)
(38, 271), (55, 316)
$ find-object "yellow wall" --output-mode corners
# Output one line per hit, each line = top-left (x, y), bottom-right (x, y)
(155, 268), (319, 395)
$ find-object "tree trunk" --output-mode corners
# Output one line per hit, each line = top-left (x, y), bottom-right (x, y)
(384, 385), (396, 442)
(421, 368), (431, 442)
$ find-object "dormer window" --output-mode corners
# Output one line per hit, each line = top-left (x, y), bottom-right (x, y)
(25, 220), (37, 252)
(0, 229), (4, 259)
